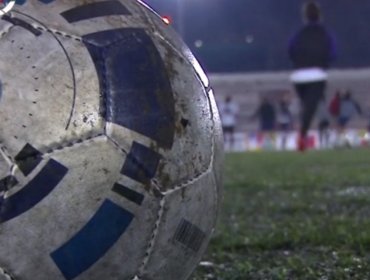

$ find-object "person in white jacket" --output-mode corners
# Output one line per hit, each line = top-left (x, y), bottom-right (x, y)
(219, 95), (239, 150)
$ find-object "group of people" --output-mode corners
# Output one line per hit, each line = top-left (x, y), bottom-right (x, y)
(220, 88), (366, 151)
(220, 1), (369, 152)
(251, 94), (294, 149)
(316, 90), (363, 148)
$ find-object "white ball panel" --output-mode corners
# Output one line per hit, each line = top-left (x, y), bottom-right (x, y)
(152, 39), (213, 191)
(0, 153), (9, 181)
(0, 24), (103, 158)
(0, 138), (162, 279)
(141, 172), (218, 280)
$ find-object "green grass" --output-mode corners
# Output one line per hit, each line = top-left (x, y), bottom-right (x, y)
(192, 149), (370, 280)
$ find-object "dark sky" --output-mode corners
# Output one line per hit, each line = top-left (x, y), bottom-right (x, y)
(144, 0), (370, 73)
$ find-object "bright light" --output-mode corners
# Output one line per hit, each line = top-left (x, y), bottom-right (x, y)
(194, 40), (203, 48)
(245, 35), (254, 44)
(162, 16), (171, 25)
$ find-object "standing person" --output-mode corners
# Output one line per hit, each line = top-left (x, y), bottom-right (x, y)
(276, 94), (293, 150)
(328, 90), (342, 144)
(251, 97), (276, 148)
(219, 95), (238, 150)
(288, 1), (337, 151)
(329, 90), (341, 121)
(334, 91), (362, 147)
(338, 90), (362, 130)
(253, 97), (276, 133)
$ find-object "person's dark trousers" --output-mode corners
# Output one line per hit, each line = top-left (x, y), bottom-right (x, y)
(295, 81), (326, 138)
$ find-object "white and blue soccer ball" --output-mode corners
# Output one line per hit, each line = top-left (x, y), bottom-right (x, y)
(0, 1), (223, 279)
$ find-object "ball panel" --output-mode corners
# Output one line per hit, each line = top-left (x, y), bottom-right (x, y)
(0, 17), (103, 159)
(151, 38), (214, 191)
(0, 137), (162, 279)
(103, 56), (214, 195)
(107, 33), (214, 192)
(83, 27), (176, 148)
(140, 173), (218, 280)
(0, 154), (10, 184)
(14, 0), (148, 37)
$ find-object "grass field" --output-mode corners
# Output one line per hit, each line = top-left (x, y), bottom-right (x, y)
(192, 148), (370, 280)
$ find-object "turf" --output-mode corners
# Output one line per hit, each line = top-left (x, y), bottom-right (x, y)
(192, 148), (370, 280)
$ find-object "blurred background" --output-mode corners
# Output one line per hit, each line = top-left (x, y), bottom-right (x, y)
(146, 0), (370, 152)
(146, 0), (370, 72)
(145, 1), (370, 279)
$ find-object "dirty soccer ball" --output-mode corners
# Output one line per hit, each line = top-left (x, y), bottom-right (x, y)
(0, 0), (223, 279)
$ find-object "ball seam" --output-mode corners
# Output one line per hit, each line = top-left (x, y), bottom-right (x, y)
(136, 196), (166, 278)
(0, 266), (15, 280)
(0, 24), (14, 41)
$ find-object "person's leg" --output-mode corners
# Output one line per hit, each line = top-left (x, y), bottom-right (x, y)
(318, 122), (324, 148)
(295, 83), (308, 137)
(229, 126), (235, 149)
(222, 126), (227, 144)
(295, 83), (310, 151)
(280, 124), (288, 150)
(299, 81), (326, 138)
(324, 126), (330, 148)
(324, 120), (330, 148)
(319, 121), (330, 149)
(295, 81), (326, 151)
(223, 126), (230, 149)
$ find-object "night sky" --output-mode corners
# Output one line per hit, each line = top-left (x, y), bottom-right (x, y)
(144, 0), (370, 73)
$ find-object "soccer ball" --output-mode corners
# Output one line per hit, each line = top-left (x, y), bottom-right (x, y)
(0, 1), (223, 279)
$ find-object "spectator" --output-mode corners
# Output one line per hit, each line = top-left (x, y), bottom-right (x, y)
(288, 1), (337, 151)
(251, 97), (276, 148)
(219, 95), (238, 149)
(276, 94), (293, 150)
(329, 90), (341, 121)
(338, 91), (362, 130)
